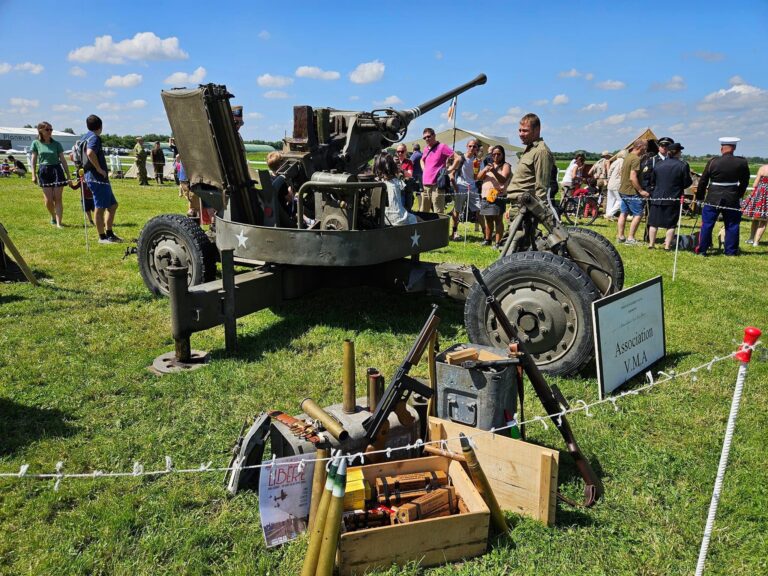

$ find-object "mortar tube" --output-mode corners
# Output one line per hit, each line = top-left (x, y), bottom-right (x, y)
(300, 452), (339, 576)
(301, 398), (350, 442)
(316, 457), (348, 576)
(459, 433), (508, 534)
(342, 340), (356, 414)
(366, 368), (383, 412)
(308, 446), (329, 533)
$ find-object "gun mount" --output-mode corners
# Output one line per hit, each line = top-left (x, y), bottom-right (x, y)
(139, 73), (620, 378)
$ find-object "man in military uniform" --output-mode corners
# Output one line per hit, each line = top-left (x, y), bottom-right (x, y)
(648, 142), (692, 249)
(133, 136), (149, 185)
(507, 113), (555, 204)
(695, 137), (750, 256)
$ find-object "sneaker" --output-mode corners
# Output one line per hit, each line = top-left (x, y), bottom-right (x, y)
(50, 217), (56, 225)
(493, 242), (500, 250)
(624, 238), (638, 246)
(106, 233), (124, 243)
(745, 239), (754, 245)
(616, 236), (626, 243)
(98, 237), (111, 244)
(451, 233), (461, 241)
(480, 240), (491, 246)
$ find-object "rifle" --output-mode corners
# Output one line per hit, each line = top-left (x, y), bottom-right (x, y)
(469, 266), (603, 507)
(363, 305), (439, 445)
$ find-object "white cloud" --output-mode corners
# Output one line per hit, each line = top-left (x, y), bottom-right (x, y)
(533, 99), (549, 106)
(603, 114), (626, 125)
(264, 90), (289, 99)
(627, 108), (648, 119)
(97, 99), (147, 111)
(0, 62), (11, 74)
(68, 32), (188, 64)
(585, 73), (594, 81)
(257, 73), (294, 88)
(668, 123), (685, 132)
(247, 112), (264, 120)
(105, 73), (143, 88)
(559, 68), (581, 78)
(53, 104), (81, 112)
(692, 50), (724, 62)
(258, 30), (271, 40)
(373, 95), (402, 106)
(435, 51), (443, 60)
(729, 75), (745, 86)
(8, 97), (39, 113)
(462, 111), (478, 121)
(349, 60), (385, 84)
(552, 94), (569, 105)
(496, 115), (519, 125)
(164, 66), (206, 85)
(295, 66), (340, 80)
(67, 89), (117, 102)
(69, 66), (87, 77)
(506, 106), (523, 115)
(596, 80), (626, 90)
(698, 83), (768, 112)
(652, 75), (686, 91)
(349, 95), (360, 101)
(15, 62), (44, 74)
(581, 102), (608, 112)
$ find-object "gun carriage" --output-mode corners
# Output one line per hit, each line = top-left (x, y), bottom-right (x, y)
(138, 74), (622, 377)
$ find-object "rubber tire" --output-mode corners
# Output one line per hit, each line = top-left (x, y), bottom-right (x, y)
(561, 226), (625, 293)
(464, 251), (600, 377)
(137, 214), (217, 297)
(561, 196), (599, 226)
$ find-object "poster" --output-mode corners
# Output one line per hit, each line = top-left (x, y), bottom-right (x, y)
(258, 454), (315, 547)
(592, 276), (666, 398)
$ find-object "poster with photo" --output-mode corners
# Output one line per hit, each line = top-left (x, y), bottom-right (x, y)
(258, 454), (315, 547)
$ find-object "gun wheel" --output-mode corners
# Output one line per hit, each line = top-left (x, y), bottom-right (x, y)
(137, 214), (217, 297)
(558, 227), (625, 293)
(464, 252), (599, 377)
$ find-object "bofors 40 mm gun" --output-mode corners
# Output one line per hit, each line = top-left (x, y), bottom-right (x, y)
(138, 73), (615, 377)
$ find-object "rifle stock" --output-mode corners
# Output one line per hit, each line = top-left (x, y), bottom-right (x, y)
(469, 266), (603, 507)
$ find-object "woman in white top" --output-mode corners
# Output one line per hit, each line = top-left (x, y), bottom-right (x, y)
(373, 152), (418, 226)
(605, 150), (626, 219)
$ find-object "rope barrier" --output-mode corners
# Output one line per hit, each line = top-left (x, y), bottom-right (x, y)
(0, 340), (760, 490)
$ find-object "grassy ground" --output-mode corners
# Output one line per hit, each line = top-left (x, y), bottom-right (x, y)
(1, 175), (767, 575)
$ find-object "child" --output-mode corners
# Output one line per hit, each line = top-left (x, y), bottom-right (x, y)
(68, 177), (95, 225)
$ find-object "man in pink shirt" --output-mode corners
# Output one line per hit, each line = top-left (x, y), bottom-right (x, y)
(420, 127), (454, 213)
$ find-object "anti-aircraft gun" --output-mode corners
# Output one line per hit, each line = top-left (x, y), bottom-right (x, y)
(138, 74), (620, 377)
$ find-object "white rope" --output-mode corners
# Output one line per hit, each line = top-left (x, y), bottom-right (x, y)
(0, 341), (759, 488)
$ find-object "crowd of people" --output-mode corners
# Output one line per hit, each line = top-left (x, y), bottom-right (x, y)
(9, 108), (767, 258)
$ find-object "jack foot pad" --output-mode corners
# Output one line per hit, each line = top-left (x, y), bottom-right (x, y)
(149, 349), (210, 375)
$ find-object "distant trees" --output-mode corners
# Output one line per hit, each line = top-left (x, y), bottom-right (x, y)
(62, 128), (75, 134)
(95, 133), (284, 150)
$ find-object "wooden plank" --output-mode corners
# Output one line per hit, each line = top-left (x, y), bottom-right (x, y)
(0, 223), (37, 285)
(430, 417), (559, 525)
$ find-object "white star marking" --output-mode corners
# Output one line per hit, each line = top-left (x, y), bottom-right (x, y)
(236, 229), (248, 248)
(410, 230), (421, 247)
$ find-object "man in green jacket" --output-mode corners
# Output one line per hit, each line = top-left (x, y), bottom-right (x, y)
(133, 136), (149, 185)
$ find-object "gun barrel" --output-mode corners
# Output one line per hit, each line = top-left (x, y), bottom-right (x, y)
(399, 73), (487, 124)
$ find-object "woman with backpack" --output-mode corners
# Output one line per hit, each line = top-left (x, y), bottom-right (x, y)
(30, 121), (70, 228)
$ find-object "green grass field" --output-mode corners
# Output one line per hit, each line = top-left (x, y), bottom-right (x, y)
(1, 175), (766, 575)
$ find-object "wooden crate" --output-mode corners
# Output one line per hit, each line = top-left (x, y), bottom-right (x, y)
(429, 416), (560, 526)
(337, 456), (489, 576)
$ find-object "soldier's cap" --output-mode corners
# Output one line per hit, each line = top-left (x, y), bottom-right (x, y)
(667, 143), (684, 152)
(601, 150), (611, 157)
(657, 137), (674, 147)
(719, 136), (740, 146)
(136, 136), (143, 141)
(231, 106), (243, 118)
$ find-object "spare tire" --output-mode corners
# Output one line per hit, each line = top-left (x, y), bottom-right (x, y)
(464, 251), (600, 376)
(137, 214), (217, 296)
(560, 226), (625, 293)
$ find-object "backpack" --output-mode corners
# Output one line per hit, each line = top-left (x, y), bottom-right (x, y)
(72, 137), (90, 171)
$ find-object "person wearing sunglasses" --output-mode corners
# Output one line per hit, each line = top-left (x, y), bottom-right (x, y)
(447, 139), (482, 240)
(30, 121), (70, 228)
(477, 145), (511, 248)
(419, 128), (454, 214)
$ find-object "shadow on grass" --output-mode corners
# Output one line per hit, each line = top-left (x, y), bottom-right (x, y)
(0, 398), (77, 456)
(0, 293), (25, 304)
(225, 286), (467, 363)
(578, 351), (691, 380)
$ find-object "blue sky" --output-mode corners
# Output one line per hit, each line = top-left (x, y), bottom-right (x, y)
(1, 1), (766, 156)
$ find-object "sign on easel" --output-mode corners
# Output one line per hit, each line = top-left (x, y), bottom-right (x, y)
(592, 276), (665, 398)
